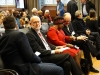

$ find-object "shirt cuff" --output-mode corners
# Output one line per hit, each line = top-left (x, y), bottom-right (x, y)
(51, 50), (55, 54)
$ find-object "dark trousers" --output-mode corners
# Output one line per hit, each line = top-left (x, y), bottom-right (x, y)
(40, 54), (83, 75)
(71, 40), (98, 67)
(39, 63), (64, 75)
(88, 32), (100, 51)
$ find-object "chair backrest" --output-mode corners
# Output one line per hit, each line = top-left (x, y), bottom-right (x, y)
(19, 28), (30, 34)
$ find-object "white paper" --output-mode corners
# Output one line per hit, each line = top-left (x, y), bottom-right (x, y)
(35, 51), (41, 56)
(59, 47), (70, 52)
(71, 31), (75, 36)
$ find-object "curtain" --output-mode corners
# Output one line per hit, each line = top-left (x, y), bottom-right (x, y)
(26, 0), (38, 16)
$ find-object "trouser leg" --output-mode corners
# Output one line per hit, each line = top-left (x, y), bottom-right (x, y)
(39, 63), (64, 75)
(90, 32), (100, 51)
(82, 45), (93, 66)
(66, 55), (83, 75)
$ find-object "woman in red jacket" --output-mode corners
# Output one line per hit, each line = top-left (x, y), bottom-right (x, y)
(47, 16), (82, 69)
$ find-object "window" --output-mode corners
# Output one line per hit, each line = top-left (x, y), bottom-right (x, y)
(0, 0), (15, 6)
(44, 0), (70, 4)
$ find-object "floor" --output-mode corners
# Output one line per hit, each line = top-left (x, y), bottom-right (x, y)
(89, 57), (100, 75)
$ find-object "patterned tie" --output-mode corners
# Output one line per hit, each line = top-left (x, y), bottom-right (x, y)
(38, 32), (51, 50)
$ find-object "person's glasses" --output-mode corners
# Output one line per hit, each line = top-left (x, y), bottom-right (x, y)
(33, 21), (40, 24)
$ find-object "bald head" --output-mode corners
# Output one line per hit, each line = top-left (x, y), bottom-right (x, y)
(30, 16), (40, 23)
(64, 13), (71, 20)
(63, 13), (71, 26)
(30, 16), (41, 31)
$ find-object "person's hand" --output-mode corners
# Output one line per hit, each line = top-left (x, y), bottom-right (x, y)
(57, 11), (60, 15)
(70, 36), (76, 41)
(56, 46), (65, 49)
(77, 35), (88, 41)
(86, 29), (91, 35)
(66, 43), (74, 47)
(55, 49), (61, 54)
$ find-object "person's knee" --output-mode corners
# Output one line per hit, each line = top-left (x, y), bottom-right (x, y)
(57, 66), (64, 75)
(63, 61), (71, 68)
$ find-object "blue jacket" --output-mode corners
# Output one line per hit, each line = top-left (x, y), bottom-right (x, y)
(57, 1), (64, 16)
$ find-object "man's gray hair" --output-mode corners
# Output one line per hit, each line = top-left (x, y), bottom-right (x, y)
(75, 10), (82, 17)
(63, 12), (71, 17)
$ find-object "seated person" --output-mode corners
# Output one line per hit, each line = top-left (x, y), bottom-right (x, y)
(86, 9), (100, 34)
(38, 10), (44, 22)
(72, 10), (100, 52)
(63, 12), (99, 73)
(26, 16), (84, 75)
(44, 10), (53, 23)
(0, 16), (64, 75)
(47, 16), (82, 69)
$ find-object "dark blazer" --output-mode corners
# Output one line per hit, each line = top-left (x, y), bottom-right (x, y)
(26, 28), (56, 55)
(72, 18), (88, 35)
(82, 0), (95, 16)
(62, 23), (78, 37)
(26, 28), (84, 75)
(86, 19), (100, 34)
(67, 0), (78, 21)
(0, 30), (41, 75)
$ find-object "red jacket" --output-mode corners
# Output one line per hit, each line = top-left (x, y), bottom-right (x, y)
(47, 27), (72, 46)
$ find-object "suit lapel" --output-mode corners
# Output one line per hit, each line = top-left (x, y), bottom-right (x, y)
(31, 29), (46, 48)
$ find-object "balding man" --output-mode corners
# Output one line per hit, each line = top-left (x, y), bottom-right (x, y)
(63, 12), (100, 73)
(26, 15), (84, 75)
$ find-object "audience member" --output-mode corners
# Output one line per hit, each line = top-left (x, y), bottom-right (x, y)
(67, 0), (78, 21)
(44, 10), (53, 23)
(81, 0), (95, 17)
(0, 16), (64, 75)
(13, 11), (21, 28)
(47, 16), (83, 69)
(63, 12), (100, 73)
(56, 0), (64, 16)
(26, 16), (84, 75)
(20, 11), (29, 28)
(25, 9), (30, 20)
(31, 8), (38, 16)
(38, 10), (44, 22)
(86, 9), (100, 34)
(72, 10), (100, 53)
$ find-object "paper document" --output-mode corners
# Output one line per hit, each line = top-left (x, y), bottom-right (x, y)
(59, 47), (70, 52)
(35, 51), (41, 56)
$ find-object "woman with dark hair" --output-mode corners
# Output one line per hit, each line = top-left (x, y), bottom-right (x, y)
(86, 9), (100, 34)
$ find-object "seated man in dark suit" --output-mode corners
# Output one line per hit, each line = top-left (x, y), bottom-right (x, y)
(63, 12), (100, 73)
(26, 15), (84, 75)
(0, 16), (64, 75)
(72, 10), (100, 52)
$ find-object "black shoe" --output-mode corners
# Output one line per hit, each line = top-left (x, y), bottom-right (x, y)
(90, 67), (99, 73)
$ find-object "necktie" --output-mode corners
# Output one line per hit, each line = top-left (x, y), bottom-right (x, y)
(38, 32), (51, 50)
(67, 26), (70, 32)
